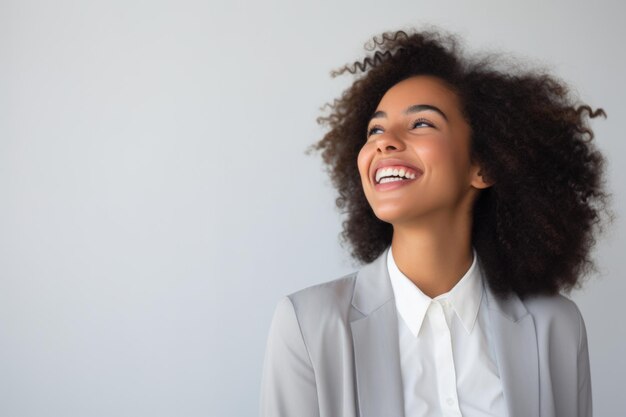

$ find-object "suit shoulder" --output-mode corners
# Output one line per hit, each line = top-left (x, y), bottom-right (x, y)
(287, 272), (357, 324)
(523, 292), (585, 341)
(286, 271), (357, 312)
(523, 292), (582, 319)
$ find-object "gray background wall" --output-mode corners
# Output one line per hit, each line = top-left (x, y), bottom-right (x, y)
(1, 0), (624, 416)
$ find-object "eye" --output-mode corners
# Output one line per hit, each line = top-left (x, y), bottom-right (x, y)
(411, 117), (434, 129)
(366, 125), (384, 138)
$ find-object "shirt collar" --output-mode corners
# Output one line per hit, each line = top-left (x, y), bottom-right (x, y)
(387, 245), (484, 338)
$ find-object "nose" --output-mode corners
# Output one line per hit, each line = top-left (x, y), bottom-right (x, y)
(374, 131), (405, 153)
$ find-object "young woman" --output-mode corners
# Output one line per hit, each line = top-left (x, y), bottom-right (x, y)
(260, 28), (612, 417)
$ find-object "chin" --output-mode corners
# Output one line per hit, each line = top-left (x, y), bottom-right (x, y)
(372, 204), (436, 225)
(371, 209), (406, 225)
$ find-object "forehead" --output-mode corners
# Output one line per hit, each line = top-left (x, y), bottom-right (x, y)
(376, 75), (461, 111)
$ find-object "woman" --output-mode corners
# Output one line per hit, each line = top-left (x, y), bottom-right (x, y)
(260, 28), (612, 417)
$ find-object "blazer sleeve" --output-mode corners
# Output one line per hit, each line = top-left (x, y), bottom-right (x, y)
(260, 296), (320, 417)
(576, 304), (592, 417)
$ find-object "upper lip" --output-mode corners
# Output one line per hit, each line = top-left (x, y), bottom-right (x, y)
(371, 158), (423, 184)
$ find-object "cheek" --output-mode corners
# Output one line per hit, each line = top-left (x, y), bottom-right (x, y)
(356, 147), (370, 179)
(418, 140), (465, 186)
(419, 139), (456, 165)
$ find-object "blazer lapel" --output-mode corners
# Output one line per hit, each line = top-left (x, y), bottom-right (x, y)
(482, 273), (540, 417)
(350, 248), (405, 417)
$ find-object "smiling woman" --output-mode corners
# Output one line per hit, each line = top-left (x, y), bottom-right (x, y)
(260, 28), (613, 417)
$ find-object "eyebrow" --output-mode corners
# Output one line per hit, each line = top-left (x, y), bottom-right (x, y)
(370, 104), (449, 122)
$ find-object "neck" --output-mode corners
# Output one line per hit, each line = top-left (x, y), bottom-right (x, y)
(391, 212), (474, 298)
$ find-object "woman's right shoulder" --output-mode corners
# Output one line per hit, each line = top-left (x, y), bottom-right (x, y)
(290, 270), (357, 298)
(261, 273), (361, 415)
(289, 271), (358, 311)
(271, 271), (359, 330)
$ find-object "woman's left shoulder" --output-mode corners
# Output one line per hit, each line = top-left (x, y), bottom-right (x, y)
(523, 292), (583, 317)
(522, 293), (586, 341)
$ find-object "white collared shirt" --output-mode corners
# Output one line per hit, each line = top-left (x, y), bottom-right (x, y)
(387, 246), (508, 417)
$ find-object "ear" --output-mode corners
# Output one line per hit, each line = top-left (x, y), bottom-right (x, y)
(470, 164), (494, 190)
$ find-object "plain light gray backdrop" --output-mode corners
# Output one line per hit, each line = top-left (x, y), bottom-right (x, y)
(1, 0), (624, 416)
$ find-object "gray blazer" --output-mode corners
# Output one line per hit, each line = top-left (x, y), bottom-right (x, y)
(260, 247), (592, 417)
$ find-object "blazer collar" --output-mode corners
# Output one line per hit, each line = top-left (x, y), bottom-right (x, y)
(479, 256), (540, 417)
(350, 247), (404, 417)
(349, 246), (540, 417)
(351, 247), (394, 315)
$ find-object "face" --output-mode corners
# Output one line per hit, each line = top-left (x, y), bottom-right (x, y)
(357, 75), (491, 226)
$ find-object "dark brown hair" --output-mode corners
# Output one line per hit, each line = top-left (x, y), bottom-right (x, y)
(307, 28), (614, 299)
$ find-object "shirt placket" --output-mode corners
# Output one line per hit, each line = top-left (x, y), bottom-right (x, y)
(428, 299), (462, 417)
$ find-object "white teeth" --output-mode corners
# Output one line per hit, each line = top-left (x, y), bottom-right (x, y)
(375, 166), (418, 183)
(380, 177), (405, 184)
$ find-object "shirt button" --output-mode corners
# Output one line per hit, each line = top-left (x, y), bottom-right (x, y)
(446, 398), (454, 406)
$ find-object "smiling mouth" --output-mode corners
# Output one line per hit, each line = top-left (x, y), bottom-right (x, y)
(374, 165), (422, 184)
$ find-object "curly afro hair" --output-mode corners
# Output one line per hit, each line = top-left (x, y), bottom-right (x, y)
(306, 28), (614, 299)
